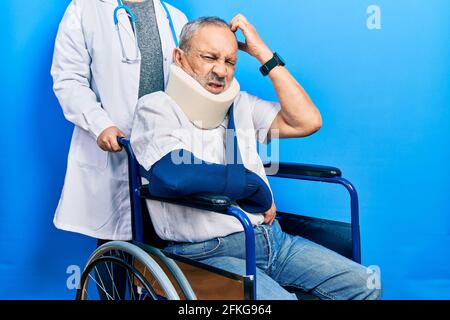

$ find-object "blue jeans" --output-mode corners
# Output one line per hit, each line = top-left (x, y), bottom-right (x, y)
(164, 220), (382, 300)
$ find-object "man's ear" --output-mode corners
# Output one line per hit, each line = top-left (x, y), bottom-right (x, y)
(173, 48), (184, 67)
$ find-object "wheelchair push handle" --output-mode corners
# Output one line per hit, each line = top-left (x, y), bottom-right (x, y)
(117, 137), (133, 157)
(117, 136), (127, 147)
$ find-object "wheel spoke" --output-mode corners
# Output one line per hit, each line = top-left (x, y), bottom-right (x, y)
(126, 269), (136, 300)
(93, 266), (109, 300)
(105, 260), (121, 300)
(79, 247), (161, 301)
(88, 273), (113, 300)
(83, 288), (90, 300)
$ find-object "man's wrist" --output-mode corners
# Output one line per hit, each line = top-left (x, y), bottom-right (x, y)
(256, 47), (274, 65)
(259, 52), (285, 77)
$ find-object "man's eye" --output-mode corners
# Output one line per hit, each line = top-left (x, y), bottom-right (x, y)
(203, 56), (215, 61)
(226, 61), (236, 66)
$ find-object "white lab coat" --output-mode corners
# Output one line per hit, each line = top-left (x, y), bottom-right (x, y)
(51, 0), (188, 240)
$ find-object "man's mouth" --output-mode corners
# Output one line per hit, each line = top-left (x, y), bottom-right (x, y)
(206, 82), (225, 93)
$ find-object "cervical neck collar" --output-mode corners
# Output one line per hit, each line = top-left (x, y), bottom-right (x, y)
(165, 64), (240, 129)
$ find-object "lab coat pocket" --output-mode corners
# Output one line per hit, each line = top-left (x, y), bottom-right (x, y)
(72, 127), (108, 169)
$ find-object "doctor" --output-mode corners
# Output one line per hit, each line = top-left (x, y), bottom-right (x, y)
(51, 0), (188, 242)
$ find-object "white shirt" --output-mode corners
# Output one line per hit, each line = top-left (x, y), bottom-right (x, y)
(131, 91), (280, 242)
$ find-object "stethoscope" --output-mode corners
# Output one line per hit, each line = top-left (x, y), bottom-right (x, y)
(114, 0), (180, 64)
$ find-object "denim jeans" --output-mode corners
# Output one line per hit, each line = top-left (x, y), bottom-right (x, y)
(164, 220), (382, 300)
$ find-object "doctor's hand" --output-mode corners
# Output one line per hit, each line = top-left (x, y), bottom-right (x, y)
(264, 202), (277, 225)
(97, 126), (125, 152)
(230, 14), (273, 65)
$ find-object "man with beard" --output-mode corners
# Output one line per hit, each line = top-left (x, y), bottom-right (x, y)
(131, 16), (381, 300)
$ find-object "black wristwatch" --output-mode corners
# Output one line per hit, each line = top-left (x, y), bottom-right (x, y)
(259, 52), (285, 76)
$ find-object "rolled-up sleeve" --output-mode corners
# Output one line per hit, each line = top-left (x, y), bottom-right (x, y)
(247, 93), (281, 144)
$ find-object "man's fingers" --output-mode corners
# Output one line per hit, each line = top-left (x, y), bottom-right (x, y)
(99, 143), (108, 152)
(98, 137), (121, 152)
(238, 14), (249, 24)
(230, 17), (259, 54)
(238, 41), (248, 52)
(96, 126), (126, 152)
(98, 138), (110, 152)
(230, 14), (250, 33)
(230, 21), (238, 32)
(270, 213), (277, 224)
(109, 135), (122, 152)
(230, 14), (241, 30)
(270, 215), (277, 225)
(264, 202), (277, 225)
(232, 20), (249, 34)
(231, 14), (249, 26)
(230, 20), (242, 33)
(103, 140), (113, 152)
(269, 211), (276, 225)
(264, 207), (277, 225)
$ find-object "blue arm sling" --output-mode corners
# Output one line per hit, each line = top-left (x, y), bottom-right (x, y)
(140, 105), (273, 214)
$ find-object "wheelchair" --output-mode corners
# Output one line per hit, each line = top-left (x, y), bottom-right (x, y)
(76, 137), (361, 300)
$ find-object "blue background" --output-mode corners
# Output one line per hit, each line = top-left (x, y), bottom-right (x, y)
(1, 0), (449, 299)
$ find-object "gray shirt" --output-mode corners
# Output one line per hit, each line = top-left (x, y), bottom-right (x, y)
(125, 0), (165, 98)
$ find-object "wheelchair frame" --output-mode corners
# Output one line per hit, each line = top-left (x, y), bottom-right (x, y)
(77, 137), (361, 300)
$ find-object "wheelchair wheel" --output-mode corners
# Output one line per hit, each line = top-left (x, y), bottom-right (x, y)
(76, 241), (180, 300)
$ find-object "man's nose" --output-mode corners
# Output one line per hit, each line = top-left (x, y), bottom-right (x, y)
(212, 62), (228, 78)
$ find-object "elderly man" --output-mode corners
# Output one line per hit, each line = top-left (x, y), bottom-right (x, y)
(130, 15), (381, 300)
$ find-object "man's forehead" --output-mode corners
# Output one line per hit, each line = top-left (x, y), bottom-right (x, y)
(191, 25), (238, 54)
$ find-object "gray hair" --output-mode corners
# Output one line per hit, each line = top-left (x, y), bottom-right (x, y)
(179, 17), (231, 52)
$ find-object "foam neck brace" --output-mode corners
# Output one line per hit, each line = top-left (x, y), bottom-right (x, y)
(165, 64), (240, 129)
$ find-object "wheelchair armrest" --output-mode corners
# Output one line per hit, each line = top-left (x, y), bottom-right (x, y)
(264, 162), (342, 178)
(138, 185), (231, 213)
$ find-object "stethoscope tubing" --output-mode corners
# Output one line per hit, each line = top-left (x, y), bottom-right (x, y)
(114, 0), (179, 64)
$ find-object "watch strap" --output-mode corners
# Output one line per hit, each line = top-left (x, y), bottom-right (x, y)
(259, 52), (285, 76)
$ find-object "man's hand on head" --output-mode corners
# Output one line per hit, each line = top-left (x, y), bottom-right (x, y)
(97, 126), (125, 152)
(230, 14), (273, 64)
(264, 202), (277, 225)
